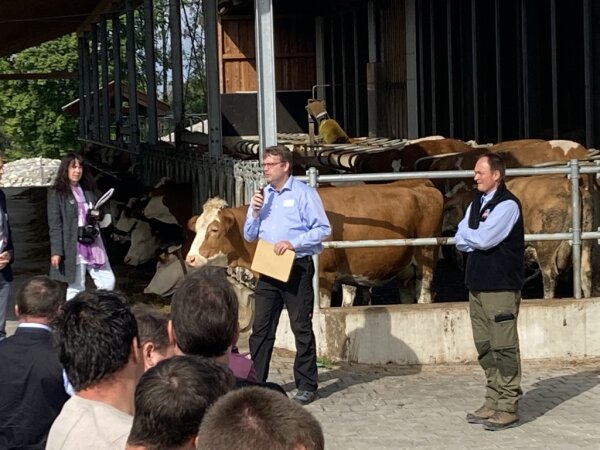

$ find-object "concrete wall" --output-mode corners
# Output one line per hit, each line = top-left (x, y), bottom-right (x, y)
(273, 298), (600, 365)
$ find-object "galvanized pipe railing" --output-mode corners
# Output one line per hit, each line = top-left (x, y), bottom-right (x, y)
(305, 160), (600, 305)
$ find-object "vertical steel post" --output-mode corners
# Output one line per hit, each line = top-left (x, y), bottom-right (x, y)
(308, 166), (320, 309)
(550, 0), (559, 138)
(112, 12), (123, 143)
(353, 11), (360, 135)
(367, 0), (380, 137)
(494, 0), (502, 141)
(471, 0), (479, 142)
(520, 0), (530, 136)
(583, 0), (593, 148)
(99, 17), (111, 143)
(82, 33), (92, 141)
(169, 0), (185, 151)
(144, 0), (158, 145)
(77, 37), (86, 139)
(126, 0), (139, 153)
(205, 0), (223, 157)
(570, 160), (582, 299)
(255, 0), (278, 158)
(429, 0), (436, 134)
(446, 0), (454, 137)
(91, 25), (101, 140)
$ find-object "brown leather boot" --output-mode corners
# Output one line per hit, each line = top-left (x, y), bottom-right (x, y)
(466, 405), (496, 424)
(482, 411), (519, 431)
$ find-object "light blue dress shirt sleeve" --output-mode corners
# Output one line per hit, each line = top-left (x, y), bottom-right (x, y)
(243, 207), (260, 242)
(455, 199), (520, 252)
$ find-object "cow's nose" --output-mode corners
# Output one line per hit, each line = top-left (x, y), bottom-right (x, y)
(186, 255), (196, 266)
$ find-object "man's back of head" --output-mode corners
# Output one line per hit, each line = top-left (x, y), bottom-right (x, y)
(53, 289), (140, 391)
(197, 387), (324, 450)
(0, 276), (68, 449)
(127, 355), (235, 450)
(16, 275), (65, 321)
(170, 267), (238, 358)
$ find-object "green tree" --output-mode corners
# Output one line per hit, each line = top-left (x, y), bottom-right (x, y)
(0, 35), (79, 159)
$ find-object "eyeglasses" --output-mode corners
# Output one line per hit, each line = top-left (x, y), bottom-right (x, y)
(262, 162), (284, 168)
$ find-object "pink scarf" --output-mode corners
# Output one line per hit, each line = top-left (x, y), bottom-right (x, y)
(71, 185), (106, 268)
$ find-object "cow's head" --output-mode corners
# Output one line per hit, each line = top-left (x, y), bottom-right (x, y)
(143, 195), (178, 225)
(185, 197), (231, 268)
(144, 248), (191, 297)
(124, 221), (160, 266)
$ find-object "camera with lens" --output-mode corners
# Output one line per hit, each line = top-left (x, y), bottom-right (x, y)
(87, 208), (102, 224)
(77, 208), (102, 245)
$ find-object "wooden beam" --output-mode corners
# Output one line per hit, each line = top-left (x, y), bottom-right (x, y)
(0, 71), (79, 80)
(76, 0), (117, 34)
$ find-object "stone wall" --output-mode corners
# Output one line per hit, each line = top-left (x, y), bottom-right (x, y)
(0, 157), (60, 187)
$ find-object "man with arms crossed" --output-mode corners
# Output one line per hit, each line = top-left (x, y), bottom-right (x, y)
(455, 153), (524, 431)
(244, 145), (331, 405)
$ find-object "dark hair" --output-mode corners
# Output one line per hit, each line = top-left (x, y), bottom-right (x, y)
(131, 303), (170, 350)
(51, 152), (96, 194)
(127, 355), (235, 449)
(52, 290), (139, 391)
(197, 387), (324, 450)
(16, 275), (65, 318)
(264, 145), (293, 167)
(478, 153), (506, 179)
(170, 266), (238, 358)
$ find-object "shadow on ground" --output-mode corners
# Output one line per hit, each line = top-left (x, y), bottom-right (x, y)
(520, 369), (600, 425)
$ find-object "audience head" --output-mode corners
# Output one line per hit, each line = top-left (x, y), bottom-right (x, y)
(15, 275), (65, 321)
(53, 289), (142, 391)
(131, 303), (175, 371)
(169, 267), (238, 358)
(197, 387), (324, 450)
(127, 355), (235, 450)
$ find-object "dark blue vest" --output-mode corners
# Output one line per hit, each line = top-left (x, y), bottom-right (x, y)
(465, 183), (525, 291)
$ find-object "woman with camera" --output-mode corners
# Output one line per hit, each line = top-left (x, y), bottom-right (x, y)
(47, 153), (115, 300)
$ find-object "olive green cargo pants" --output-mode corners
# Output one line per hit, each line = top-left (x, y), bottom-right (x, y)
(469, 290), (522, 413)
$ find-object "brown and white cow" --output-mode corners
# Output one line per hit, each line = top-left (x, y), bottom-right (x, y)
(114, 182), (193, 266)
(430, 139), (592, 195)
(350, 138), (473, 173)
(442, 175), (593, 299)
(185, 180), (443, 306)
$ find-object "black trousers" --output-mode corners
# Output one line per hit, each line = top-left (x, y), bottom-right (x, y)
(249, 256), (318, 392)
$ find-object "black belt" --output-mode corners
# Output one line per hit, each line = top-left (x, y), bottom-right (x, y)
(295, 255), (313, 264)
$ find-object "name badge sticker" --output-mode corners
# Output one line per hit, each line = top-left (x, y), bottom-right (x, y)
(283, 199), (295, 207)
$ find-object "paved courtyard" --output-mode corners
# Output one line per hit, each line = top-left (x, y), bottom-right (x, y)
(5, 183), (600, 449)
(265, 348), (600, 449)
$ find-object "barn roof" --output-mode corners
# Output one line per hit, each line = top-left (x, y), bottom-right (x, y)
(0, 0), (117, 57)
(62, 81), (171, 116)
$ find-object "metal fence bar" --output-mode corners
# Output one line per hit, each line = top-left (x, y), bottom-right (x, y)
(136, 149), (600, 304)
(301, 160), (600, 306)
(323, 232), (600, 249)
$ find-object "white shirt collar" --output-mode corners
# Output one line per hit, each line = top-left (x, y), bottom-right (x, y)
(17, 323), (51, 332)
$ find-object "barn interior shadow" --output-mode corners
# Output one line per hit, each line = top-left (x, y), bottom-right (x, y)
(519, 369), (600, 425)
(281, 307), (422, 398)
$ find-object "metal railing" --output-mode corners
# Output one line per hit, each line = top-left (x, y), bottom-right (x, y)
(137, 147), (600, 303)
(295, 161), (600, 303)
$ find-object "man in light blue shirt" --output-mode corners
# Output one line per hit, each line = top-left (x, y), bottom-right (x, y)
(244, 145), (330, 405)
